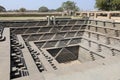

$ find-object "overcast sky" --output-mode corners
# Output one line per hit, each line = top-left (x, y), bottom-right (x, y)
(0, 0), (95, 11)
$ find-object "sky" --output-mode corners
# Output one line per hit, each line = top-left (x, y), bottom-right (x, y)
(0, 0), (96, 11)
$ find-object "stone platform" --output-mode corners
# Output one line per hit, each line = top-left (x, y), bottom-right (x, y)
(0, 18), (120, 80)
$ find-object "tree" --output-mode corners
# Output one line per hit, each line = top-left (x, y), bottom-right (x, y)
(61, 1), (79, 12)
(95, 0), (109, 11)
(95, 0), (120, 11)
(56, 1), (79, 15)
(38, 6), (49, 12)
(0, 5), (6, 12)
(111, 0), (120, 10)
(56, 7), (63, 12)
(19, 8), (26, 12)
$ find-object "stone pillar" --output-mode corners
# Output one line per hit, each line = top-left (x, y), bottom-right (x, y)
(62, 12), (65, 16)
(94, 13), (97, 19)
(87, 13), (90, 17)
(80, 13), (82, 16)
(107, 13), (111, 19)
(52, 16), (56, 25)
(81, 13), (84, 17)
(47, 16), (50, 26)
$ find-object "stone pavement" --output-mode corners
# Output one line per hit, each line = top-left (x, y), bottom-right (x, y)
(0, 28), (10, 80)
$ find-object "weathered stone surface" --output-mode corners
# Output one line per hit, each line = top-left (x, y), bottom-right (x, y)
(0, 18), (120, 80)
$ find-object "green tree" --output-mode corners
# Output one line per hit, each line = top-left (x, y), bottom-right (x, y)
(61, 1), (79, 12)
(56, 1), (79, 15)
(95, 0), (120, 11)
(111, 0), (120, 10)
(19, 8), (26, 12)
(56, 7), (63, 12)
(38, 6), (49, 12)
(0, 5), (6, 12)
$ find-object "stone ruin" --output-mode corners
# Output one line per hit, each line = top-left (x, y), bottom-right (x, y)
(0, 17), (120, 80)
